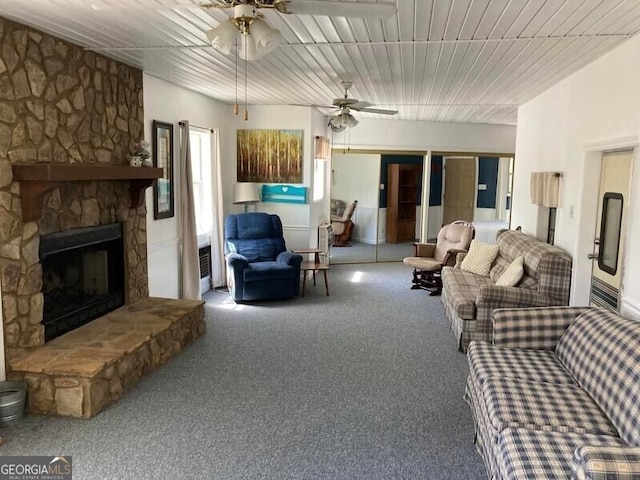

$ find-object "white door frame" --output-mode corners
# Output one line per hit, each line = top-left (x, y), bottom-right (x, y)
(574, 136), (638, 306)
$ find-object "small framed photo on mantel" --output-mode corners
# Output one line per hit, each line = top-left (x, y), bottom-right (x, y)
(152, 120), (174, 220)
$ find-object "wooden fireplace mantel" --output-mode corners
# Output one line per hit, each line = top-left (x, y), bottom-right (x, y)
(12, 164), (163, 222)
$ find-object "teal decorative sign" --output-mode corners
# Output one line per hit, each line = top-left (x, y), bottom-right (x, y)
(262, 185), (307, 204)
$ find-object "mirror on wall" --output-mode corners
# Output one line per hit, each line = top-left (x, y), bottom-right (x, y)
(329, 152), (380, 264)
(428, 154), (514, 243)
(329, 152), (426, 264)
(328, 151), (514, 264)
(377, 154), (425, 262)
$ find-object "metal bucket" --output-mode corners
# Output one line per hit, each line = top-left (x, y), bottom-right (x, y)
(0, 381), (26, 426)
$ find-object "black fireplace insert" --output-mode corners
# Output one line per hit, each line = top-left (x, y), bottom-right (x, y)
(39, 223), (125, 342)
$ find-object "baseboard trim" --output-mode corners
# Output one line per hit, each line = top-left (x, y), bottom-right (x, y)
(283, 225), (312, 232)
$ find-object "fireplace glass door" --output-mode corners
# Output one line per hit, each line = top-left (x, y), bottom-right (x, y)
(40, 223), (125, 341)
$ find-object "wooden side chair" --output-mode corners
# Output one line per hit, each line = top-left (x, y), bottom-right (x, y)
(402, 220), (475, 295)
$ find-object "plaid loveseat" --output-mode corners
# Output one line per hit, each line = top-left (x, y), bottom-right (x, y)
(442, 230), (572, 352)
(466, 306), (640, 479)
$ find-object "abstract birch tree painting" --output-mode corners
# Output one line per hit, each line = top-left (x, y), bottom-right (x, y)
(237, 129), (303, 183)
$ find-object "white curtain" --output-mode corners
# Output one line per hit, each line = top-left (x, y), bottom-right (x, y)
(530, 172), (560, 208)
(179, 120), (201, 300)
(210, 128), (226, 287)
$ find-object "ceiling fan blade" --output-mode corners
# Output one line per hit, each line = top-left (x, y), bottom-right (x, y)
(284, 1), (396, 19)
(333, 98), (361, 107)
(349, 101), (372, 109)
(352, 107), (398, 115)
(90, 1), (224, 11)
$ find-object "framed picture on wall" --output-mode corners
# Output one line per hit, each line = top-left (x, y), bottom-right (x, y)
(153, 120), (174, 220)
(237, 129), (303, 183)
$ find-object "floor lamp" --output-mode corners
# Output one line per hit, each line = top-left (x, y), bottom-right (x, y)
(233, 183), (260, 212)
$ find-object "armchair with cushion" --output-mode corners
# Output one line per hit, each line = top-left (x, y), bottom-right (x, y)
(224, 212), (303, 302)
(402, 220), (475, 295)
(331, 200), (357, 246)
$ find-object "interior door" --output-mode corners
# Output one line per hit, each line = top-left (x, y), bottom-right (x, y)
(589, 150), (633, 310)
(443, 157), (476, 225)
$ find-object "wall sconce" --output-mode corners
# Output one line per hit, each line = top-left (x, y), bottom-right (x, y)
(314, 135), (330, 160)
(233, 183), (260, 213)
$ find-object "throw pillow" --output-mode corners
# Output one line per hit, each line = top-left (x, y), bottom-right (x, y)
(460, 240), (500, 277)
(495, 256), (524, 287)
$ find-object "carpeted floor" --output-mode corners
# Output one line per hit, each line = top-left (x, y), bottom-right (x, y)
(0, 263), (485, 479)
(330, 242), (415, 264)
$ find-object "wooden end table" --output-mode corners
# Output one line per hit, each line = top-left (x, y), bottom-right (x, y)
(293, 248), (329, 297)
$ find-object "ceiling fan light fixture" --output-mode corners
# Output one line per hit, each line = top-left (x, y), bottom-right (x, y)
(238, 32), (261, 61)
(328, 112), (358, 132)
(328, 118), (346, 132)
(206, 20), (238, 55)
(250, 18), (283, 53)
(208, 17), (281, 60)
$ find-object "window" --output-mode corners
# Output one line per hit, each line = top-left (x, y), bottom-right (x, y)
(313, 135), (329, 202)
(189, 128), (212, 240)
(598, 193), (623, 275)
(313, 159), (327, 201)
(547, 207), (556, 245)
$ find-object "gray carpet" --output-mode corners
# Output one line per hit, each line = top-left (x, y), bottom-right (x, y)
(330, 242), (415, 264)
(0, 263), (485, 479)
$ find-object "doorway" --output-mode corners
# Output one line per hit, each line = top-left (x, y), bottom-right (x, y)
(589, 150), (633, 311)
(443, 157), (475, 225)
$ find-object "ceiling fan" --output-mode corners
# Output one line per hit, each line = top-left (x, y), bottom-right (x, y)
(203, 1), (396, 60)
(327, 81), (397, 132)
(92, 1), (397, 60)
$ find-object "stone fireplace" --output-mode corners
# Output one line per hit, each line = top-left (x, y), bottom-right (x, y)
(0, 17), (148, 361)
(40, 222), (125, 342)
(0, 18), (205, 421)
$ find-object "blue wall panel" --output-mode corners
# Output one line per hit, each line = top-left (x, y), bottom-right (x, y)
(477, 157), (499, 209)
(429, 155), (443, 206)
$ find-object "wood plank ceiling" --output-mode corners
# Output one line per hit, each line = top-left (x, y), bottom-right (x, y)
(1, 0), (639, 125)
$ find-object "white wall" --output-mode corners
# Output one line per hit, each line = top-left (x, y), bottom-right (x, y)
(143, 74), (233, 298)
(512, 34), (640, 316)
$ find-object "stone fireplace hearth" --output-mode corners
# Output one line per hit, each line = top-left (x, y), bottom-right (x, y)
(10, 297), (205, 418)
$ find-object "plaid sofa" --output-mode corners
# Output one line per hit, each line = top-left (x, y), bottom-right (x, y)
(442, 230), (572, 352)
(465, 306), (640, 479)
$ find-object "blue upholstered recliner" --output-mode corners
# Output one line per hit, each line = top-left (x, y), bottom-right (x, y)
(224, 213), (303, 302)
